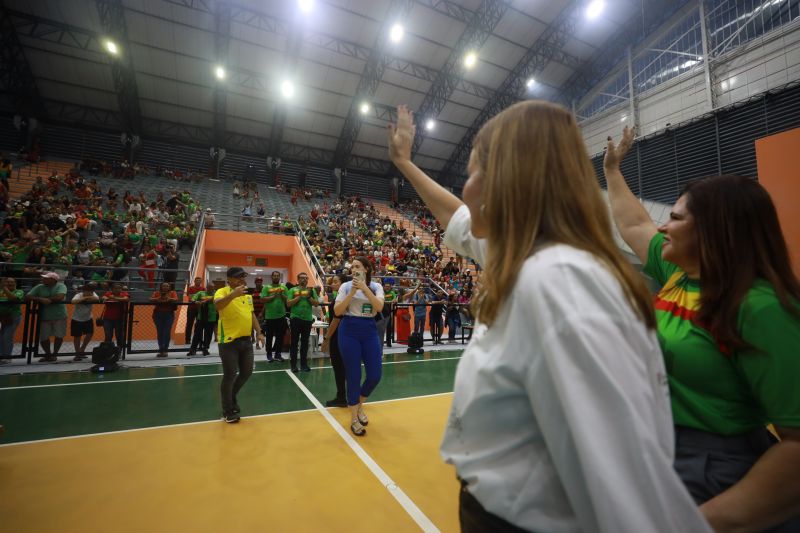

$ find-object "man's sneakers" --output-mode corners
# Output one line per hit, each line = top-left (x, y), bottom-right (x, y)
(223, 411), (240, 423)
(325, 397), (347, 408)
(301, 365), (311, 372)
(273, 355), (285, 362)
(350, 420), (366, 436)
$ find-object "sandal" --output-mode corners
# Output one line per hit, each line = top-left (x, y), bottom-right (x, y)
(357, 405), (368, 426)
(38, 356), (57, 363)
(350, 420), (366, 436)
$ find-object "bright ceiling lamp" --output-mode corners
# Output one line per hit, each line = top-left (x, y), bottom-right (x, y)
(464, 52), (477, 69)
(389, 23), (404, 43)
(281, 80), (295, 99)
(359, 102), (370, 115)
(214, 66), (226, 80)
(586, 0), (605, 20)
(105, 40), (118, 55)
(526, 77), (536, 89)
(298, 0), (314, 13)
(425, 119), (436, 131)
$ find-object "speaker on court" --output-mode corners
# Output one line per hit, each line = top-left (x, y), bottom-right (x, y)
(90, 341), (120, 373)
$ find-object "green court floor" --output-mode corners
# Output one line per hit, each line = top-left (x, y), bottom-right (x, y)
(0, 350), (462, 444)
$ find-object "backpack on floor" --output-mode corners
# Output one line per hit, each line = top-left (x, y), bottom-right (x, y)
(91, 341), (120, 373)
(407, 332), (424, 354)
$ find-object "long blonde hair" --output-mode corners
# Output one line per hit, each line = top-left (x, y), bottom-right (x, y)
(472, 100), (655, 329)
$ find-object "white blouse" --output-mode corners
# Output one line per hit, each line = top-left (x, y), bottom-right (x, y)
(440, 205), (709, 532)
(335, 281), (384, 317)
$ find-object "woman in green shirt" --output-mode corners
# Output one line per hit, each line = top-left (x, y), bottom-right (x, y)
(0, 277), (24, 362)
(605, 127), (800, 531)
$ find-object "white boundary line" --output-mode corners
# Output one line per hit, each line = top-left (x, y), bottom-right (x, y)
(0, 392), (455, 448)
(0, 407), (318, 448)
(285, 370), (440, 533)
(0, 356), (462, 391)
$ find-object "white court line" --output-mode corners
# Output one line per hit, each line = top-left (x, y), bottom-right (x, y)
(0, 407), (318, 448)
(0, 356), (462, 391)
(286, 370), (440, 533)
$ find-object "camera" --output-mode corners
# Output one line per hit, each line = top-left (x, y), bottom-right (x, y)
(353, 271), (365, 283)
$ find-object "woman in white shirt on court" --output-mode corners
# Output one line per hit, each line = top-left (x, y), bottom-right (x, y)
(334, 256), (385, 436)
(386, 102), (710, 532)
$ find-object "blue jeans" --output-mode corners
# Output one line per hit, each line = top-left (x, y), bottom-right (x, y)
(153, 311), (175, 352)
(447, 314), (461, 340)
(338, 316), (382, 406)
(0, 315), (22, 357)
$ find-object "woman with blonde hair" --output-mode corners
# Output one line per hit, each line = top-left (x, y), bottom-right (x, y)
(387, 102), (709, 532)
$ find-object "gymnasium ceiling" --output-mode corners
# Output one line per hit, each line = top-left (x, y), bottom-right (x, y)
(0, 0), (686, 184)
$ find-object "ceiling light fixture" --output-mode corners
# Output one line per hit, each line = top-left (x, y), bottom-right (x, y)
(214, 66), (226, 80)
(586, 0), (605, 20)
(105, 40), (118, 55)
(298, 0), (314, 13)
(389, 23), (404, 43)
(526, 77), (536, 89)
(359, 102), (370, 115)
(281, 80), (295, 99)
(464, 52), (477, 69)
(425, 119), (436, 131)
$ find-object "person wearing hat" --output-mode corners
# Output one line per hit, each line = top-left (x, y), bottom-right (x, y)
(214, 266), (265, 423)
(24, 272), (68, 363)
(203, 207), (215, 228)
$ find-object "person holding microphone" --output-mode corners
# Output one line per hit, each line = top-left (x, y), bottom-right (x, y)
(334, 257), (385, 436)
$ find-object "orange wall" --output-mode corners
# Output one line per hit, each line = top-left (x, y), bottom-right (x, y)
(756, 128), (800, 276)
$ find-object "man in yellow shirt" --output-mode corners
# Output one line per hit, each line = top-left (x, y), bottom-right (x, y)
(214, 267), (265, 423)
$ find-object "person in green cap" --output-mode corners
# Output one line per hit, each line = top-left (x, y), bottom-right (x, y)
(260, 271), (287, 362)
(287, 272), (319, 372)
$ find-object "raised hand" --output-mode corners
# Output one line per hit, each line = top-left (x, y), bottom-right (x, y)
(604, 126), (635, 173)
(387, 105), (416, 164)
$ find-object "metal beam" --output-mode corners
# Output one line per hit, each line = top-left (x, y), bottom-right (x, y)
(437, 0), (584, 185)
(0, 3), (47, 117)
(96, 0), (143, 134)
(558, 0), (691, 111)
(408, 0), (510, 169)
(332, 0), (413, 170)
(212, 1), (230, 148)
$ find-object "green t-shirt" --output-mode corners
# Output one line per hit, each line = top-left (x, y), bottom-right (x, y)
(644, 232), (800, 435)
(192, 291), (218, 322)
(260, 284), (288, 319)
(27, 282), (68, 321)
(0, 289), (25, 317)
(287, 286), (317, 321)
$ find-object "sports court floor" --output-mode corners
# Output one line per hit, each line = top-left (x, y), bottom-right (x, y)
(0, 349), (464, 532)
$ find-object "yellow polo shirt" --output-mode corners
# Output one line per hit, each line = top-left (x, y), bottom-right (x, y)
(214, 286), (254, 344)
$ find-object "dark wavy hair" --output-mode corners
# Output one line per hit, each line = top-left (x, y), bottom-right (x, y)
(684, 175), (800, 350)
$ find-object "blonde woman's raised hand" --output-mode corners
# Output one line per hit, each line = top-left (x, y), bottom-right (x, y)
(604, 126), (635, 173)
(387, 105), (416, 164)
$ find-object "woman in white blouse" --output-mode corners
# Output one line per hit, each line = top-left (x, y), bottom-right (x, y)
(386, 102), (710, 532)
(333, 256), (385, 436)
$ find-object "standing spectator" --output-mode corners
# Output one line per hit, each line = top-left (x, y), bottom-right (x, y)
(161, 245), (179, 285)
(261, 271), (287, 362)
(150, 282), (178, 357)
(187, 288), (217, 356)
(0, 277), (24, 363)
(251, 276), (265, 346)
(214, 267), (265, 423)
(185, 276), (205, 344)
(428, 289), (446, 344)
(101, 282), (129, 348)
(445, 292), (462, 343)
(411, 283), (428, 338)
(394, 287), (412, 344)
(287, 272), (319, 373)
(376, 282), (396, 349)
(70, 284), (99, 360)
(25, 272), (68, 363)
(321, 274), (347, 407)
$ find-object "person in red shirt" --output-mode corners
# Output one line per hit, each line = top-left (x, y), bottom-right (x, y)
(138, 244), (157, 288)
(101, 282), (130, 347)
(150, 282), (178, 357)
(185, 276), (205, 344)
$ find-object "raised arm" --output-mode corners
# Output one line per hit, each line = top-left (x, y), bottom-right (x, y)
(603, 127), (658, 263)
(387, 105), (463, 228)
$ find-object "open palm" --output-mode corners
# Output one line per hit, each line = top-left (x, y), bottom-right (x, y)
(604, 125), (635, 172)
(387, 105), (416, 164)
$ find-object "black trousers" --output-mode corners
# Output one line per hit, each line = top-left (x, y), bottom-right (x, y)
(218, 337), (254, 414)
(189, 320), (215, 353)
(264, 317), (286, 358)
(185, 306), (198, 344)
(290, 317), (313, 368)
(328, 330), (346, 400)
(459, 479), (528, 533)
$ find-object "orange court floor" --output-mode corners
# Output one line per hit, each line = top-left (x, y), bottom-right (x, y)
(0, 351), (464, 533)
